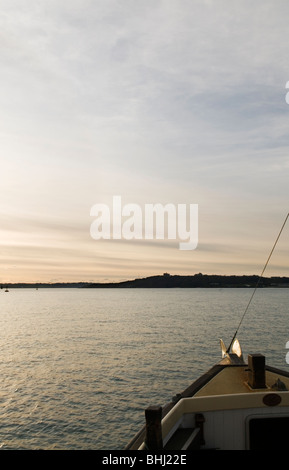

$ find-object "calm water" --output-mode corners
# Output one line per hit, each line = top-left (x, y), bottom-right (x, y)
(0, 287), (288, 450)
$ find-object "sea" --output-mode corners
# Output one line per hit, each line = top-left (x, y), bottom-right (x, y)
(0, 287), (288, 450)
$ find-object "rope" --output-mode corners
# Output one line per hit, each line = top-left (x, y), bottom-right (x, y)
(226, 212), (289, 354)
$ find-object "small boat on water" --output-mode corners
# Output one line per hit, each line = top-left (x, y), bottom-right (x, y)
(125, 339), (289, 450)
(125, 214), (289, 450)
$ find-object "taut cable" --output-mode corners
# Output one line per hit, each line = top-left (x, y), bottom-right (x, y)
(226, 212), (289, 354)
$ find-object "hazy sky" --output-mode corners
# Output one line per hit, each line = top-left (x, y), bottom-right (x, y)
(1, 0), (289, 283)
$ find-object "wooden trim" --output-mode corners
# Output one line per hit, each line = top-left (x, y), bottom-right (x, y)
(125, 363), (228, 449)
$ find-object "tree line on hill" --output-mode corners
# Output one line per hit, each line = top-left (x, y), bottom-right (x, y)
(85, 273), (289, 288)
(2, 273), (289, 289)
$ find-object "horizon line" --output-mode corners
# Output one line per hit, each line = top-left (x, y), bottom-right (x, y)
(2, 272), (289, 286)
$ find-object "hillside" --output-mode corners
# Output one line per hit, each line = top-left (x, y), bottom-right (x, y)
(85, 273), (289, 288)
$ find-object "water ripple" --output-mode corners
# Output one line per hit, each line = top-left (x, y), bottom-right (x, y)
(0, 287), (288, 449)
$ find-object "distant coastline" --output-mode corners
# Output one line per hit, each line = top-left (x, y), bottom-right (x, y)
(2, 273), (289, 288)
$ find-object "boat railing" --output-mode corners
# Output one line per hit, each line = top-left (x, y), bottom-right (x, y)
(139, 391), (289, 450)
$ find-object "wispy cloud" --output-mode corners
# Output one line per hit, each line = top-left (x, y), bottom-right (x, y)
(0, 0), (289, 281)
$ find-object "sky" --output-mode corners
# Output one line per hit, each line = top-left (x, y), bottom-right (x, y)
(1, 0), (289, 283)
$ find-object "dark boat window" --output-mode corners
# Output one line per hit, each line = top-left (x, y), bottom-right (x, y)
(249, 417), (289, 449)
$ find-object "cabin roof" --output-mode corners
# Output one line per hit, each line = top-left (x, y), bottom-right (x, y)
(194, 365), (289, 397)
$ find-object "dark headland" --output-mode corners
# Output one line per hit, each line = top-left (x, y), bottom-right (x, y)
(2, 273), (289, 289)
(86, 273), (289, 288)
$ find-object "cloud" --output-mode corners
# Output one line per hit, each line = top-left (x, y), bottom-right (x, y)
(0, 0), (289, 281)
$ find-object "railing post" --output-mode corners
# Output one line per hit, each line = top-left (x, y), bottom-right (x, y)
(195, 413), (205, 446)
(248, 354), (266, 389)
(144, 405), (163, 450)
